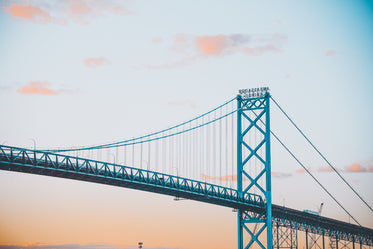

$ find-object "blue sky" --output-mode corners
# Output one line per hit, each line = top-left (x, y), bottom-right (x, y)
(0, 1), (372, 248)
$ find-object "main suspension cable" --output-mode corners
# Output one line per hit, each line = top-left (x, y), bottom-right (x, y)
(44, 97), (237, 152)
(270, 96), (373, 212)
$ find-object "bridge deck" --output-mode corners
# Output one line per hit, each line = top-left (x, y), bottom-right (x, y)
(0, 145), (372, 245)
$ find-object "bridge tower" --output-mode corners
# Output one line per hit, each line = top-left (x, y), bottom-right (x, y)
(237, 87), (272, 249)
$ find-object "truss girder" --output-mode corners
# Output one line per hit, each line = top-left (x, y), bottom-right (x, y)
(0, 144), (372, 246)
(0, 145), (265, 211)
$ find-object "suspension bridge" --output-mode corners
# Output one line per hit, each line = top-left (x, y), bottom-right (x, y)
(0, 88), (372, 249)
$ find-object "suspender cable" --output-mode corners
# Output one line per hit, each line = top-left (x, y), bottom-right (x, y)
(219, 108), (222, 186)
(271, 96), (373, 212)
(251, 109), (362, 226)
(271, 130), (361, 226)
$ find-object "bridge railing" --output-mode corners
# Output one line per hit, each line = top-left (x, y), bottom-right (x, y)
(0, 145), (264, 209)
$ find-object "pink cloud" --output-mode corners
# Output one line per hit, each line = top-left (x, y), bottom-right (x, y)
(325, 49), (337, 56)
(84, 57), (110, 67)
(143, 33), (286, 69)
(345, 163), (367, 172)
(17, 81), (57, 95)
(3, 4), (51, 23)
(285, 74), (291, 79)
(2, 1), (133, 25)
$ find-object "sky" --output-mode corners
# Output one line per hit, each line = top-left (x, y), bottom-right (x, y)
(0, 0), (373, 249)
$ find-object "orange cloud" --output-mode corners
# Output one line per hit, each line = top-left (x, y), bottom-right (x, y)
(296, 167), (311, 173)
(219, 174), (237, 182)
(196, 35), (227, 55)
(70, 0), (92, 16)
(345, 164), (367, 172)
(3, 1), (133, 25)
(84, 57), (110, 67)
(17, 81), (57, 95)
(325, 49), (337, 56)
(201, 174), (216, 181)
(3, 4), (51, 23)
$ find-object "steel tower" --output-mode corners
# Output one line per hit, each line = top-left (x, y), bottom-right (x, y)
(237, 87), (272, 249)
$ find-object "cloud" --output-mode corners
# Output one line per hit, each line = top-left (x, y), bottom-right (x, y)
(2, 0), (133, 25)
(17, 81), (57, 95)
(345, 163), (367, 172)
(325, 49), (337, 56)
(142, 33), (286, 69)
(3, 4), (52, 23)
(84, 57), (110, 67)
(151, 37), (163, 44)
(274, 18), (283, 25)
(167, 100), (197, 109)
(201, 174), (216, 181)
(318, 166), (334, 172)
(201, 174), (237, 182)
(241, 44), (282, 56)
(271, 172), (292, 178)
(296, 167), (311, 174)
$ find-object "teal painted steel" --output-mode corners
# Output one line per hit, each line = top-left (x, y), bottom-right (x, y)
(236, 92), (273, 249)
(0, 145), (264, 211)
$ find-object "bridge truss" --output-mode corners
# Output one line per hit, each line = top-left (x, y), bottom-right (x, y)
(0, 144), (372, 248)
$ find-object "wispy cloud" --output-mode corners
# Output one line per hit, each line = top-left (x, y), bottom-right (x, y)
(274, 18), (283, 25)
(3, 4), (53, 24)
(318, 166), (334, 172)
(141, 33), (286, 69)
(201, 174), (237, 182)
(84, 57), (110, 67)
(271, 172), (292, 178)
(345, 163), (367, 172)
(296, 167), (311, 174)
(15, 81), (79, 95)
(151, 37), (163, 44)
(2, 0), (134, 25)
(17, 81), (57, 95)
(325, 49), (337, 56)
